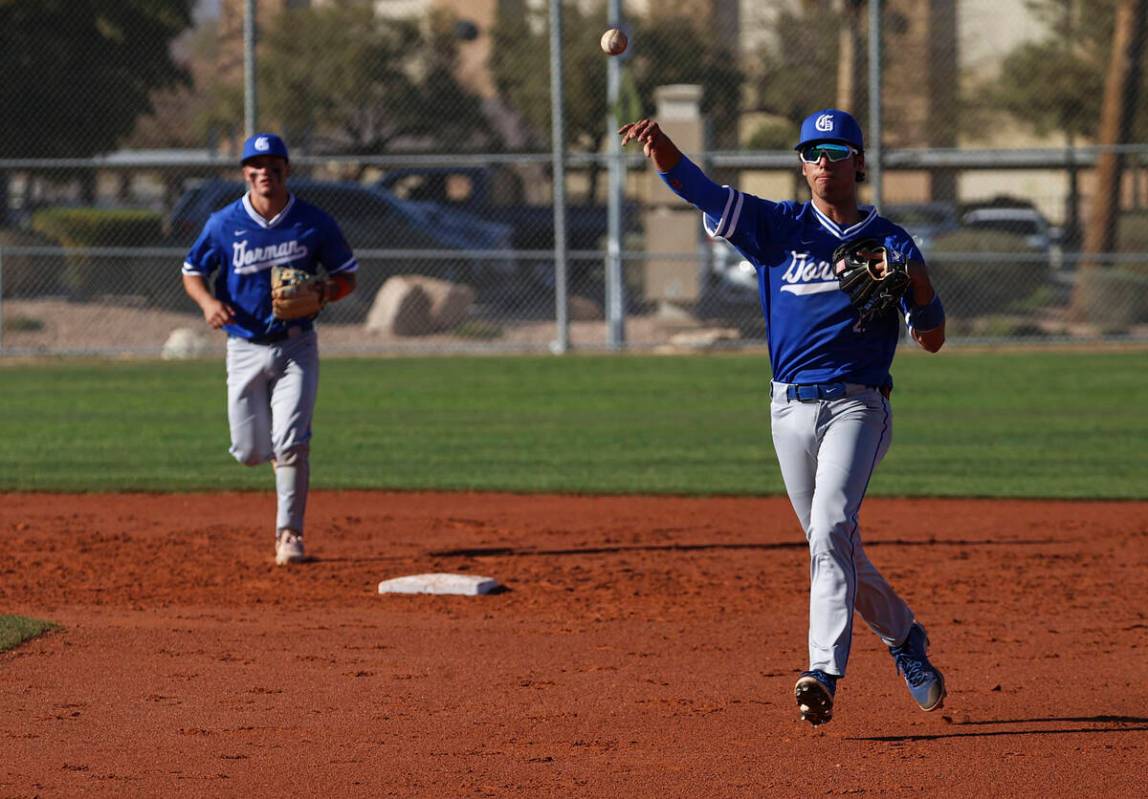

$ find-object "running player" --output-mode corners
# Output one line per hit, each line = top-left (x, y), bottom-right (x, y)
(620, 110), (948, 725)
(181, 133), (358, 566)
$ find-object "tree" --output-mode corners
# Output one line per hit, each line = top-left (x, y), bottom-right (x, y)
(0, 0), (193, 158)
(986, 1), (1146, 137)
(749, 3), (846, 149)
(630, 14), (745, 150)
(489, 2), (745, 202)
(1075, 0), (1146, 319)
(257, 2), (492, 157)
(489, 0), (608, 153)
(127, 20), (240, 150)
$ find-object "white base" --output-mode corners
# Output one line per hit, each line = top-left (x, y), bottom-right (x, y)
(378, 573), (500, 596)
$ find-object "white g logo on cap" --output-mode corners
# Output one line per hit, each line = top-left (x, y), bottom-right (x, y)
(815, 114), (835, 132)
(255, 136), (270, 151)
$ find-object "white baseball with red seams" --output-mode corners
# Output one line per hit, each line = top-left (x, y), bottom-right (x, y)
(600, 28), (627, 55)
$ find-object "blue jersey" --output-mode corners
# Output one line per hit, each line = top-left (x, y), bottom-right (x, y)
(182, 193), (357, 340)
(663, 158), (921, 387)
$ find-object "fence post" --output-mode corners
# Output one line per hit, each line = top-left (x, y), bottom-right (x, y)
(549, 0), (570, 354)
(867, 0), (884, 209)
(244, 0), (258, 137)
(605, 0), (626, 350)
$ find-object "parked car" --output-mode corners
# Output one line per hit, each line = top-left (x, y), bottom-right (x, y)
(959, 204), (1062, 269)
(375, 166), (640, 251)
(376, 166), (643, 303)
(704, 236), (759, 305)
(885, 202), (960, 255)
(166, 178), (516, 296)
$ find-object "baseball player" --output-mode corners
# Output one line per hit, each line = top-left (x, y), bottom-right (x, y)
(180, 132), (358, 566)
(620, 109), (948, 726)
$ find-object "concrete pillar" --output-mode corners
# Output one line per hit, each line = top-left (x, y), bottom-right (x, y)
(643, 84), (706, 313)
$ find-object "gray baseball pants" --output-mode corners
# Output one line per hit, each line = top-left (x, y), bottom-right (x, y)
(770, 381), (916, 677)
(226, 329), (318, 534)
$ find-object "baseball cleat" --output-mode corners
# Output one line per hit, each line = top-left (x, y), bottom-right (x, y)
(889, 623), (946, 711)
(274, 529), (305, 566)
(795, 670), (837, 726)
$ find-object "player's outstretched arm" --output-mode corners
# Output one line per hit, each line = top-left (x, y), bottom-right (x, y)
(182, 273), (234, 329)
(619, 118), (729, 221)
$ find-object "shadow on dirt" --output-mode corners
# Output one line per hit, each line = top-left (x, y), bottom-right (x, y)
(850, 716), (1148, 742)
(429, 538), (1061, 559)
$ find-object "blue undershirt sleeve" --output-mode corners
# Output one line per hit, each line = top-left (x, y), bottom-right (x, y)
(658, 156), (731, 222)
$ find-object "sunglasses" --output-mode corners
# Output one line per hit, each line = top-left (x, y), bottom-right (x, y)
(799, 144), (857, 164)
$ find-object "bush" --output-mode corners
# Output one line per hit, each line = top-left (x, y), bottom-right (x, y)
(1076, 268), (1148, 326)
(926, 229), (1049, 317)
(1117, 211), (1148, 253)
(946, 315), (1048, 339)
(2, 315), (45, 332)
(744, 118), (798, 150)
(0, 227), (62, 297)
(30, 208), (167, 300)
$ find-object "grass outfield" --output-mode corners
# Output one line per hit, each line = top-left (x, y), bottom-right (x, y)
(0, 349), (1144, 498)
(0, 616), (56, 653)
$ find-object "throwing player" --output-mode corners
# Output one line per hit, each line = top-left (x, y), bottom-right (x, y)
(620, 110), (947, 726)
(180, 132), (358, 566)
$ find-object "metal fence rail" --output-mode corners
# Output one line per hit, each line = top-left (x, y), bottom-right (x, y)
(2, 240), (1146, 357)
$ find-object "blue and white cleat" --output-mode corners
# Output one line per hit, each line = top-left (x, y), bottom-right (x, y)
(794, 669), (837, 726)
(889, 623), (946, 711)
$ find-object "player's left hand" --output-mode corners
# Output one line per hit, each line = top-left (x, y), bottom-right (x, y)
(832, 238), (911, 324)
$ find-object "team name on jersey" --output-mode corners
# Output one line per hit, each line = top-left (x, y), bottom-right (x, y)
(232, 239), (309, 274)
(780, 251), (838, 295)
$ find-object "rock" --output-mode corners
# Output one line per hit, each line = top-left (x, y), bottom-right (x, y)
(404, 276), (476, 331)
(568, 295), (603, 321)
(667, 327), (742, 349)
(364, 276), (476, 336)
(162, 327), (211, 360)
(364, 277), (433, 336)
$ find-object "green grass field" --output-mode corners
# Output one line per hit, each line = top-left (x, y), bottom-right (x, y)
(0, 616), (56, 653)
(1, 349), (1145, 498)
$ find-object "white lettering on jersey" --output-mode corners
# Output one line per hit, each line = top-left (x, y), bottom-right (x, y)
(780, 250), (838, 295)
(232, 239), (309, 274)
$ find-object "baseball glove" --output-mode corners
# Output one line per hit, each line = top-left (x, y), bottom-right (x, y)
(832, 238), (911, 324)
(271, 265), (327, 320)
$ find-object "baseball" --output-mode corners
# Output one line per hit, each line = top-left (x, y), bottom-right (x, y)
(600, 28), (627, 56)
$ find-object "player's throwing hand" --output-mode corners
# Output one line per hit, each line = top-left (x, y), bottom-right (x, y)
(619, 119), (682, 172)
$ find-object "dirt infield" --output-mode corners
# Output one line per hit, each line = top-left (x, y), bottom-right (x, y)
(2, 492), (1146, 798)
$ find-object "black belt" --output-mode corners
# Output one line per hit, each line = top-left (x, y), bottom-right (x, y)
(246, 326), (308, 345)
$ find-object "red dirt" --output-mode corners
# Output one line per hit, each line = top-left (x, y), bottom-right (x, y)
(2, 492), (1146, 798)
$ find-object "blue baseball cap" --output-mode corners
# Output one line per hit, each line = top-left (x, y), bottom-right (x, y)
(795, 109), (864, 151)
(240, 133), (289, 164)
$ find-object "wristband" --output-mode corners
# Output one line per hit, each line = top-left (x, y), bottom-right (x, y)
(907, 294), (945, 332)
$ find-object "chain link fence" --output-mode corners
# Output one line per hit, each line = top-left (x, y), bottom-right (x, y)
(3, 0), (1148, 357)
